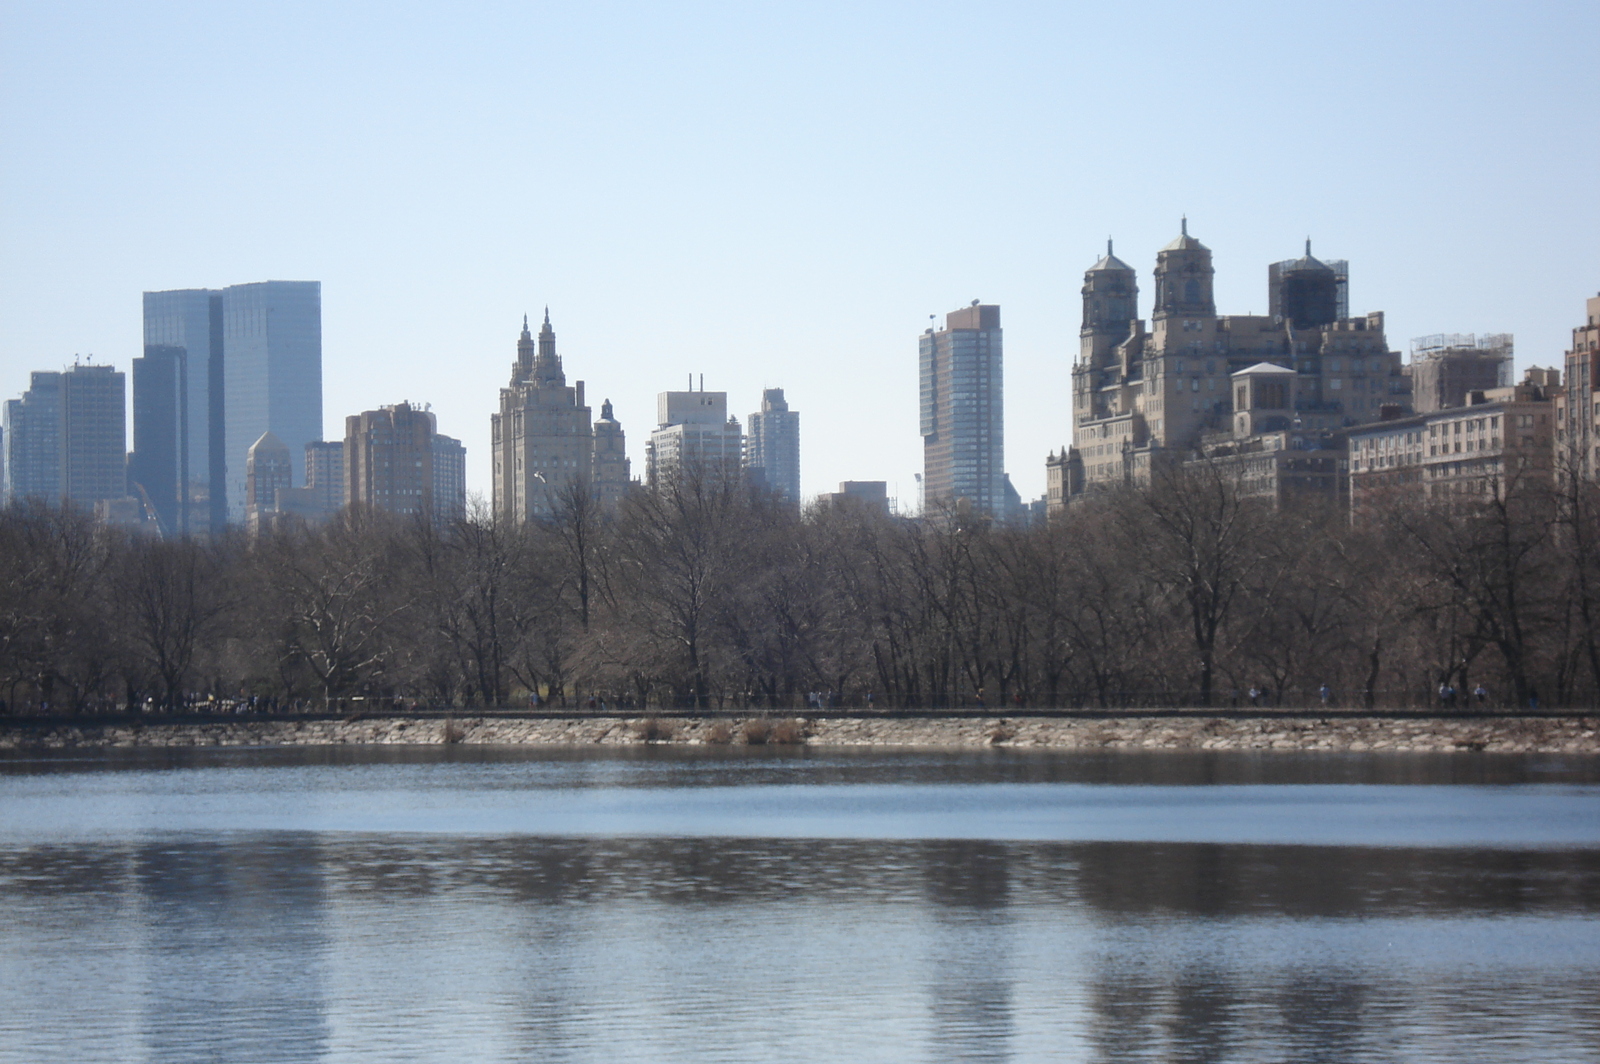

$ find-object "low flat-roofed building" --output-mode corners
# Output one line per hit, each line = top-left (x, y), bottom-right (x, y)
(816, 480), (890, 515)
(1193, 428), (1347, 509)
(1350, 369), (1560, 515)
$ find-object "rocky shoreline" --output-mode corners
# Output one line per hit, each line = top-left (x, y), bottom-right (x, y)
(2, 713), (1598, 754)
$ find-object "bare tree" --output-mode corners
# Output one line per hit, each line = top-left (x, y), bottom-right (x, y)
(251, 510), (413, 708)
(1132, 461), (1270, 707)
(112, 535), (235, 710)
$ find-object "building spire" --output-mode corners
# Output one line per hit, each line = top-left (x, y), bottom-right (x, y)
(1107, 237), (1114, 256)
(514, 313), (536, 383)
(544, 306), (550, 326)
(1181, 215), (1188, 236)
(1305, 237), (1312, 257)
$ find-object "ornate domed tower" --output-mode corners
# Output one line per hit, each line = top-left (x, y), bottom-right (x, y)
(1152, 217), (1215, 321)
(1080, 239), (1139, 367)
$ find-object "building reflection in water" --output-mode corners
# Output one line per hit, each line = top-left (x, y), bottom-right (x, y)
(2, 831), (1598, 1062)
(919, 840), (1015, 1062)
(132, 834), (330, 1062)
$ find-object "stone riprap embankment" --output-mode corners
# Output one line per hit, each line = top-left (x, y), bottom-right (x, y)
(1, 714), (1597, 754)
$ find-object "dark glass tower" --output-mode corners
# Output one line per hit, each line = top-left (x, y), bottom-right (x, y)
(129, 347), (181, 532)
(142, 289), (225, 532)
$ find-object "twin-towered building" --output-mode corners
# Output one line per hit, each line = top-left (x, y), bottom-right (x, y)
(490, 312), (805, 515)
(491, 312), (632, 521)
(136, 281), (322, 533)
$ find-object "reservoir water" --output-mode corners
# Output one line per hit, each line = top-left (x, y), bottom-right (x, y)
(1, 746), (1597, 1063)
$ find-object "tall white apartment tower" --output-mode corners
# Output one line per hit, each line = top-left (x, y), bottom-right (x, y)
(646, 386), (744, 490)
(492, 311), (629, 520)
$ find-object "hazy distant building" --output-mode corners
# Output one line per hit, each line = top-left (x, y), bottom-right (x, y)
(141, 281), (322, 527)
(745, 388), (800, 505)
(1048, 227), (1409, 513)
(920, 303), (1010, 518)
(2, 364), (126, 512)
(244, 431), (293, 533)
(140, 289), (224, 532)
(3, 371), (62, 503)
(60, 364), (127, 510)
(305, 440), (345, 515)
(1557, 292), (1600, 481)
(128, 346), (181, 532)
(816, 480), (889, 515)
(1410, 333), (1514, 414)
(592, 399), (631, 511)
(646, 387), (744, 490)
(222, 281), (322, 523)
(492, 312), (628, 521)
(345, 402), (436, 518)
(432, 432), (467, 523)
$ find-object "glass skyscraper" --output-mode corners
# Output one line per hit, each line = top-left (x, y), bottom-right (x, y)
(140, 280), (321, 528)
(3, 365), (124, 510)
(745, 387), (801, 506)
(140, 289), (224, 532)
(222, 281), (322, 524)
(919, 303), (1008, 518)
(3, 371), (62, 503)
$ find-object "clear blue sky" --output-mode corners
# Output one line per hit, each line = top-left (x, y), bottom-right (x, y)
(3, 0), (1596, 506)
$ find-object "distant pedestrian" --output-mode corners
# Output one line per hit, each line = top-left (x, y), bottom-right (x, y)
(1319, 683), (1331, 707)
(1248, 686), (1261, 707)
(1474, 683), (1489, 705)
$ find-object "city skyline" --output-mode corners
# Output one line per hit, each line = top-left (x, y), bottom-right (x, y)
(2, 2), (1594, 505)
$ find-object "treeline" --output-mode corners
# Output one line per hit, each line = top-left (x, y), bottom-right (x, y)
(5, 464), (1600, 715)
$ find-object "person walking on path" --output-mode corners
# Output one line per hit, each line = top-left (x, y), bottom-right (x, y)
(1319, 683), (1331, 708)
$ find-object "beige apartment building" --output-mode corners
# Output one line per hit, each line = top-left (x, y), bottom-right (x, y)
(1047, 227), (1409, 513)
(1556, 292), (1600, 480)
(345, 402), (436, 518)
(491, 312), (630, 521)
(1348, 369), (1560, 514)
